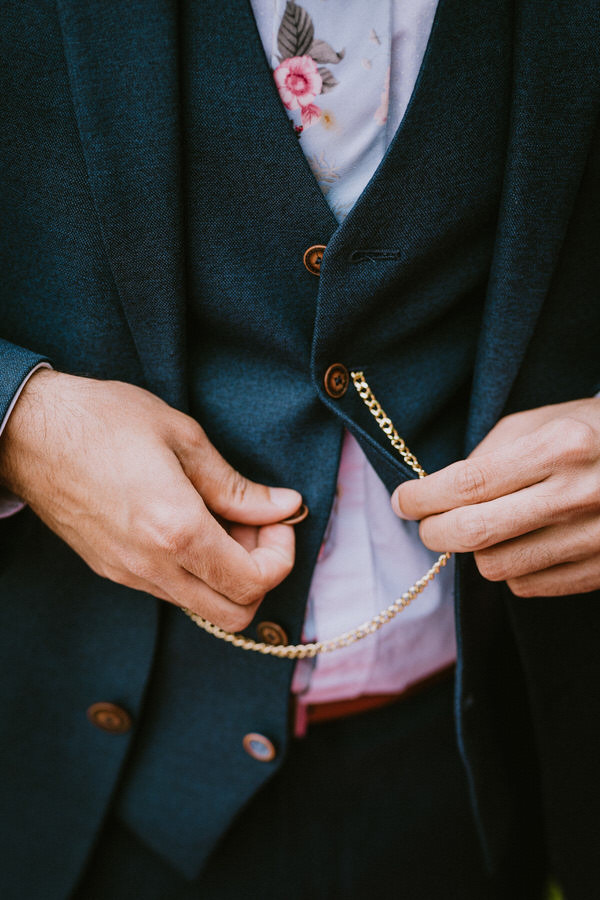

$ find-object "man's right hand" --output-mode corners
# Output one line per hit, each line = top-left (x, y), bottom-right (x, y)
(0, 370), (301, 631)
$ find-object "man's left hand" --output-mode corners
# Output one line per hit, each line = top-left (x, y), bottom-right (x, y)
(392, 398), (600, 597)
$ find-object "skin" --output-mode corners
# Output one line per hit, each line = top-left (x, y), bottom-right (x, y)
(0, 369), (302, 632)
(2, 370), (598, 613)
(392, 398), (600, 598)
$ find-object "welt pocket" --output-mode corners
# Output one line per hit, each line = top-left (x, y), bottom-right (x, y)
(348, 249), (403, 263)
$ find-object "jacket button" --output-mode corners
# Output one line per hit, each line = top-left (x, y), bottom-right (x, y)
(324, 363), (349, 398)
(303, 244), (326, 275)
(243, 733), (276, 762)
(87, 702), (132, 734)
(257, 621), (289, 646)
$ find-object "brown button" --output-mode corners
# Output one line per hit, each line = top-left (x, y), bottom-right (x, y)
(87, 702), (132, 734)
(257, 621), (289, 646)
(243, 733), (276, 762)
(303, 244), (326, 275)
(324, 363), (349, 398)
(279, 502), (309, 525)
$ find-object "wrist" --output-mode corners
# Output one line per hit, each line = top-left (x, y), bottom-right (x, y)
(0, 368), (64, 497)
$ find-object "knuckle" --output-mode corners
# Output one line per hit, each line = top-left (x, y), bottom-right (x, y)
(150, 512), (194, 558)
(174, 415), (206, 450)
(223, 469), (250, 507)
(211, 468), (250, 515)
(169, 526), (195, 558)
(478, 543), (554, 583)
(455, 512), (489, 549)
(88, 559), (116, 581)
(582, 472), (600, 512)
(121, 548), (165, 584)
(474, 550), (506, 582)
(508, 544), (536, 576)
(453, 461), (489, 503)
(561, 483), (595, 518)
(556, 418), (596, 464)
(222, 606), (256, 633)
(525, 543), (555, 574)
(507, 578), (535, 598)
(577, 518), (600, 554)
(498, 411), (519, 429)
(125, 556), (154, 582)
(232, 579), (265, 607)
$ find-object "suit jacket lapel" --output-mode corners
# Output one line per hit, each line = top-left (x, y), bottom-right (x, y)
(466, 0), (600, 450)
(56, 0), (187, 409)
(56, 0), (600, 429)
(190, 0), (338, 228)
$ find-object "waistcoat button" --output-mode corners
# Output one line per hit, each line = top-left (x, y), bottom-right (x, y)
(257, 621), (289, 646)
(303, 244), (326, 275)
(324, 363), (349, 398)
(243, 733), (277, 762)
(279, 502), (309, 525)
(87, 702), (132, 734)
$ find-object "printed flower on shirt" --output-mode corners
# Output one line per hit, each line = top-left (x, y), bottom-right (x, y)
(274, 1), (344, 129)
(274, 55), (322, 112)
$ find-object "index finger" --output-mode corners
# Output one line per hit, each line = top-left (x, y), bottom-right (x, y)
(392, 428), (556, 520)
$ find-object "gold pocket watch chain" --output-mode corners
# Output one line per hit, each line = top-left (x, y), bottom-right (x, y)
(182, 372), (451, 659)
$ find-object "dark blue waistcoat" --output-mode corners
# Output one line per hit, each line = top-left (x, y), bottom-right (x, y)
(114, 0), (515, 873)
(1, 0), (600, 897)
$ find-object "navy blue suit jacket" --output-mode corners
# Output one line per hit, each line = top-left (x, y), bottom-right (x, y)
(1, 1), (599, 897)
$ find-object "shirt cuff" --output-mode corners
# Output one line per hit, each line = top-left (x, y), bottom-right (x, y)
(0, 362), (53, 518)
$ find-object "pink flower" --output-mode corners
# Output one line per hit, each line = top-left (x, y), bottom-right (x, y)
(300, 102), (321, 128)
(274, 55), (323, 110)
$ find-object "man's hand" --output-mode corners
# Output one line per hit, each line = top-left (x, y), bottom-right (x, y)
(0, 370), (302, 630)
(392, 398), (600, 597)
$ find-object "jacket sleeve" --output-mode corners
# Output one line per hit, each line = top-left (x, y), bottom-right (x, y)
(0, 338), (51, 517)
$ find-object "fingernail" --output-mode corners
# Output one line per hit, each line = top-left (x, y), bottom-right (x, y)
(269, 487), (302, 510)
(392, 488), (408, 519)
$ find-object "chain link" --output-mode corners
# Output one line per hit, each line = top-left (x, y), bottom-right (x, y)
(350, 371), (427, 477)
(182, 371), (451, 658)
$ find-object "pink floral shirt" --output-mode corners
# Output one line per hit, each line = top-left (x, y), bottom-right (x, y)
(250, 0), (457, 709)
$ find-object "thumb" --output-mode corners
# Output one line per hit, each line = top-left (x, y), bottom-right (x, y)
(183, 442), (302, 526)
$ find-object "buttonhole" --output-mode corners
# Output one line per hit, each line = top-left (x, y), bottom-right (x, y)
(348, 249), (402, 263)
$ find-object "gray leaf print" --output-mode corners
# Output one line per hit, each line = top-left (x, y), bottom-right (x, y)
(318, 67), (339, 93)
(277, 2), (314, 59)
(309, 39), (345, 65)
(308, 152), (340, 195)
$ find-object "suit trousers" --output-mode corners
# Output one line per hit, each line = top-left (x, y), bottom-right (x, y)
(72, 678), (543, 900)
